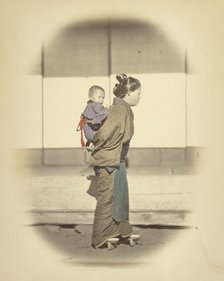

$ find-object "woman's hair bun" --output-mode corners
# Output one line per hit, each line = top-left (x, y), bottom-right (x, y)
(113, 73), (140, 98)
(116, 73), (127, 84)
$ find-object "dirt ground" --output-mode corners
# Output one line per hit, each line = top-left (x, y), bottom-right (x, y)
(31, 224), (195, 266)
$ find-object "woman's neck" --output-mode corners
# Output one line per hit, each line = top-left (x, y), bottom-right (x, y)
(122, 94), (131, 105)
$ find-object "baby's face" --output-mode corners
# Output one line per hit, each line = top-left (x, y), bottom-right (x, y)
(90, 89), (105, 104)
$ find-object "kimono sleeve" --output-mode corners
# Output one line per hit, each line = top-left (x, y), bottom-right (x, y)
(91, 105), (127, 153)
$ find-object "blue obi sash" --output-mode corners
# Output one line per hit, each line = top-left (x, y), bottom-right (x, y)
(112, 162), (129, 222)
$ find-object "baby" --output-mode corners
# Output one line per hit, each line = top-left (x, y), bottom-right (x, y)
(76, 85), (109, 150)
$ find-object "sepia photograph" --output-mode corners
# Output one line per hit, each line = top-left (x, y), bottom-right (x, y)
(0, 0), (224, 280)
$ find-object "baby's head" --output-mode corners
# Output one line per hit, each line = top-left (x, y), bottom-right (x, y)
(88, 85), (105, 104)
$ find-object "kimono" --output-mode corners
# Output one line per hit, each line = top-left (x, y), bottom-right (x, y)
(88, 97), (134, 166)
(82, 100), (109, 142)
(88, 97), (134, 248)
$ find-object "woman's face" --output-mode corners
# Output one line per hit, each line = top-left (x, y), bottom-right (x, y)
(128, 87), (141, 106)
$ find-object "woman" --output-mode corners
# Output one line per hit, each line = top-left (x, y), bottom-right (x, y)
(88, 73), (141, 249)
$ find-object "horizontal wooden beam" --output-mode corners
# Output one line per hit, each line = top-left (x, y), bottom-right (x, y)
(29, 209), (196, 227)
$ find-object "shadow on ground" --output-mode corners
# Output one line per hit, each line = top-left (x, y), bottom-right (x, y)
(31, 224), (193, 265)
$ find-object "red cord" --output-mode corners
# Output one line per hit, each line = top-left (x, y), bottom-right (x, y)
(76, 116), (87, 147)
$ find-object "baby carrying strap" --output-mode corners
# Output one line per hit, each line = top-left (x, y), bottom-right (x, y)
(76, 115), (87, 147)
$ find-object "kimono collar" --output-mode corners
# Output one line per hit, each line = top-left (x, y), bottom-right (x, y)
(113, 97), (130, 108)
